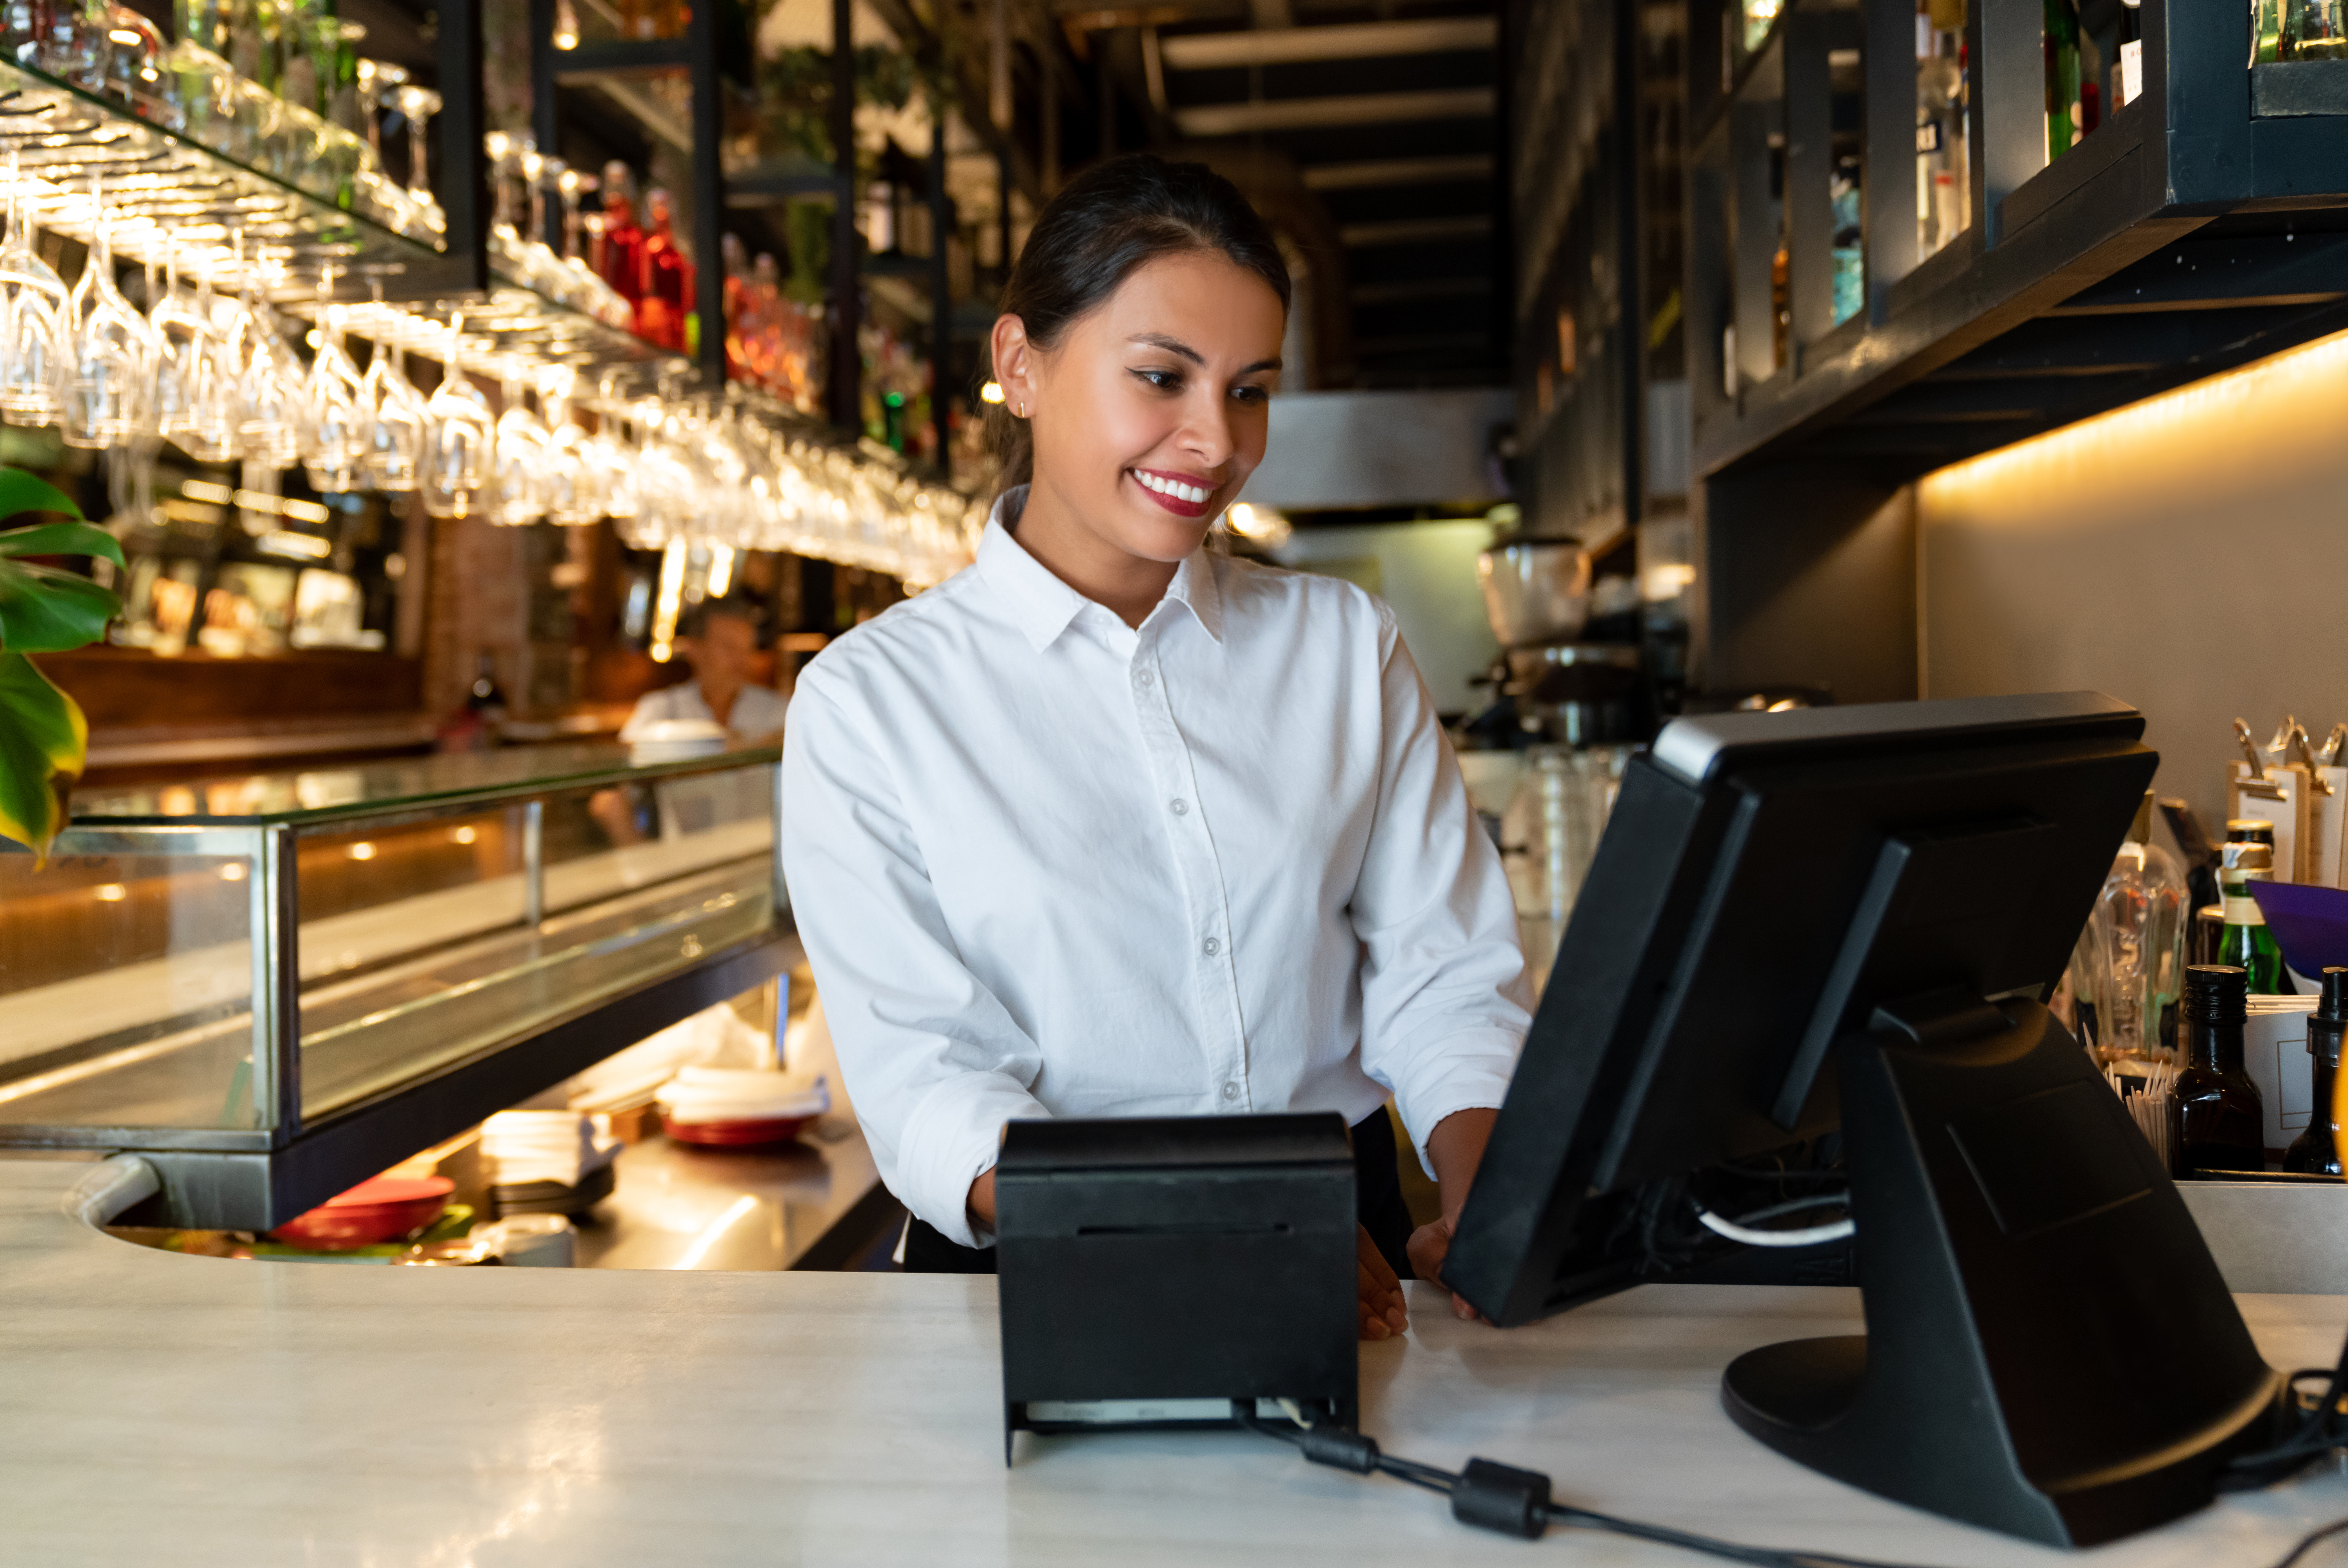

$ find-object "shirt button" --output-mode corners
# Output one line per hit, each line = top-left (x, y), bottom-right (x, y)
(1203, 936), (1221, 956)
(1221, 1081), (1240, 1101)
(1136, 669), (1155, 688)
(1170, 798), (1188, 815)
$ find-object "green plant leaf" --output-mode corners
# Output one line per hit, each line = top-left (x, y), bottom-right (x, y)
(0, 651), (85, 866)
(0, 520), (122, 567)
(0, 554), (121, 652)
(0, 468), (84, 526)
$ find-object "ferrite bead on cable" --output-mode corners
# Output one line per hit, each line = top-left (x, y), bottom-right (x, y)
(1295, 1426), (1382, 1473)
(1451, 1457), (1552, 1539)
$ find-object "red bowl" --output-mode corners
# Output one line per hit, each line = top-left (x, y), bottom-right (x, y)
(270, 1175), (453, 1249)
(665, 1115), (812, 1148)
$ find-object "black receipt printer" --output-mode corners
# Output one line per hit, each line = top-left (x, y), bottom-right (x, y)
(995, 1112), (1359, 1461)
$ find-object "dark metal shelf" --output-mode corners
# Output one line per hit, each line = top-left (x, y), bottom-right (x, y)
(1684, 0), (2348, 490)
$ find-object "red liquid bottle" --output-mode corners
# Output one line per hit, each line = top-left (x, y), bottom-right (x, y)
(639, 187), (689, 352)
(599, 160), (646, 331)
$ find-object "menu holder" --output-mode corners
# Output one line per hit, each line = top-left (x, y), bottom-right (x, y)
(2228, 763), (2315, 883)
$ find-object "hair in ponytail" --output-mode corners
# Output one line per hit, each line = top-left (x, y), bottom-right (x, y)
(988, 153), (1290, 497)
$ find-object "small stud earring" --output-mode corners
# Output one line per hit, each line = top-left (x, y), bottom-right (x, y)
(1017, 402), (1027, 418)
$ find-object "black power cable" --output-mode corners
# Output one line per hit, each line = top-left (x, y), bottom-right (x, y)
(1236, 1409), (2348, 1568)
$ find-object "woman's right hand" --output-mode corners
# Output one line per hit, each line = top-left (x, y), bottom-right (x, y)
(1357, 1225), (1409, 1341)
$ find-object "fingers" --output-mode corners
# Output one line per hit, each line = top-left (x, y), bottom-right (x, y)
(1355, 1224), (1408, 1341)
(1355, 1224), (1400, 1292)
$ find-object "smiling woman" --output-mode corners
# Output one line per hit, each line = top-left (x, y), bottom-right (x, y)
(781, 154), (1531, 1340)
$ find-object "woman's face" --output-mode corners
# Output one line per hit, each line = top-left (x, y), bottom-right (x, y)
(999, 250), (1286, 565)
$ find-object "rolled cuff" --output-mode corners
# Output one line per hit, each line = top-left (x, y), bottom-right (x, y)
(1388, 1027), (1521, 1182)
(895, 1071), (1051, 1249)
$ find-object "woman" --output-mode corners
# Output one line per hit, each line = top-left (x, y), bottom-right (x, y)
(781, 154), (1530, 1337)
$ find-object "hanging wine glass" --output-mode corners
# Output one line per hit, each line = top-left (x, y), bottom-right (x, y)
(230, 250), (299, 468)
(422, 316), (494, 518)
(360, 332), (428, 492)
(393, 84), (445, 239)
(183, 255), (240, 462)
(534, 368), (591, 524)
(301, 305), (368, 492)
(0, 152), (68, 428)
(148, 235), (208, 443)
(489, 365), (549, 525)
(61, 176), (157, 450)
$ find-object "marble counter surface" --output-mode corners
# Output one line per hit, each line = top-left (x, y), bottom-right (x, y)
(7, 1155), (2348, 1568)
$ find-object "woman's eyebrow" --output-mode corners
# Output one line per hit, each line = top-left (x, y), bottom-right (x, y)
(1129, 333), (1283, 378)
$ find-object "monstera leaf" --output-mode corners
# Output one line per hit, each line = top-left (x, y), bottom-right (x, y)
(0, 471), (120, 865)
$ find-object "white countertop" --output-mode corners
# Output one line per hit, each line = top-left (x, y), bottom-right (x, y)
(7, 1155), (2348, 1567)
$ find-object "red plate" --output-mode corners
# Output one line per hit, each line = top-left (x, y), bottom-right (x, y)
(665, 1115), (812, 1148)
(270, 1175), (453, 1249)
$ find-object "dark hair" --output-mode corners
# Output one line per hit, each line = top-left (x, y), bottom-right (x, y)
(680, 596), (761, 641)
(990, 154), (1290, 495)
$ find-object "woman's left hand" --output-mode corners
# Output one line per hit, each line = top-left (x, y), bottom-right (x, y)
(1357, 1224), (1409, 1341)
(1406, 1214), (1487, 1323)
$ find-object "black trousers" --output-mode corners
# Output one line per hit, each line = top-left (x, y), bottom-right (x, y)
(900, 1104), (1418, 1277)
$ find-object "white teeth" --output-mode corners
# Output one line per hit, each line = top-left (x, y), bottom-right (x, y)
(1138, 472), (1208, 503)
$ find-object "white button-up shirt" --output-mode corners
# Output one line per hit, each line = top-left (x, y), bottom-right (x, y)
(781, 492), (1531, 1247)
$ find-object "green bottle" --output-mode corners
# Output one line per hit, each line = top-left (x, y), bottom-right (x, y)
(2044, 0), (2082, 160)
(2217, 839), (2292, 994)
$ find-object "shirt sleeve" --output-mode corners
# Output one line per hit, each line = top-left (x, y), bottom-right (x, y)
(1346, 609), (1533, 1180)
(781, 670), (1049, 1247)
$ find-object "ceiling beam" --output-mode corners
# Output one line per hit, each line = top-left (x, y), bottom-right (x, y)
(1301, 154), (1494, 190)
(1160, 17), (1496, 69)
(1173, 87), (1494, 136)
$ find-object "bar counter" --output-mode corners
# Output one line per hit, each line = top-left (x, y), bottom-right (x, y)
(7, 1158), (2348, 1565)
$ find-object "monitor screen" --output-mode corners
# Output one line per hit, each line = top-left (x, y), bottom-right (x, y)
(1441, 691), (2157, 1327)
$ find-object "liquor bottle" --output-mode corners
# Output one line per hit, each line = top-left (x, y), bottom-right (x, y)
(2087, 790), (2189, 1059)
(2114, 0), (2143, 108)
(1916, 12), (1969, 258)
(2284, 967), (2348, 1174)
(2218, 839), (2293, 994)
(2173, 964), (2267, 1174)
(2044, 0), (2081, 159)
(598, 161), (646, 322)
(638, 187), (689, 352)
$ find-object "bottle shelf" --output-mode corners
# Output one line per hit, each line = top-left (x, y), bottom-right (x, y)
(1679, 0), (2348, 488)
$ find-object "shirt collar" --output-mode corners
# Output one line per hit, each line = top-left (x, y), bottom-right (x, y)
(975, 488), (1091, 653)
(974, 484), (1225, 652)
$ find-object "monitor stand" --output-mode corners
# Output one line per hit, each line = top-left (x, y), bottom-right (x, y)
(1720, 994), (2286, 1548)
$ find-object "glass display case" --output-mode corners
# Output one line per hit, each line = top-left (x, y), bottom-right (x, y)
(0, 743), (787, 1226)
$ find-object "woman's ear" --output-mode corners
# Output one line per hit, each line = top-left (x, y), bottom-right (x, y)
(992, 313), (1036, 419)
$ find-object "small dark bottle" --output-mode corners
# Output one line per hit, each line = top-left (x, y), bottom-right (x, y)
(2174, 964), (2267, 1175)
(2284, 967), (2348, 1175)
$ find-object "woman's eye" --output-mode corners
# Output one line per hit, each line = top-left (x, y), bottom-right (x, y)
(1133, 368), (1184, 391)
(1231, 384), (1270, 406)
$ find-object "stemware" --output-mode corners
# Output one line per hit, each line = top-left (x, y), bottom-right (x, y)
(148, 239), (208, 442)
(230, 255), (300, 468)
(538, 370), (596, 524)
(182, 258), (239, 461)
(394, 83), (444, 237)
(421, 316), (494, 518)
(489, 367), (549, 525)
(300, 305), (367, 492)
(61, 176), (157, 449)
(360, 333), (428, 491)
(0, 153), (69, 427)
